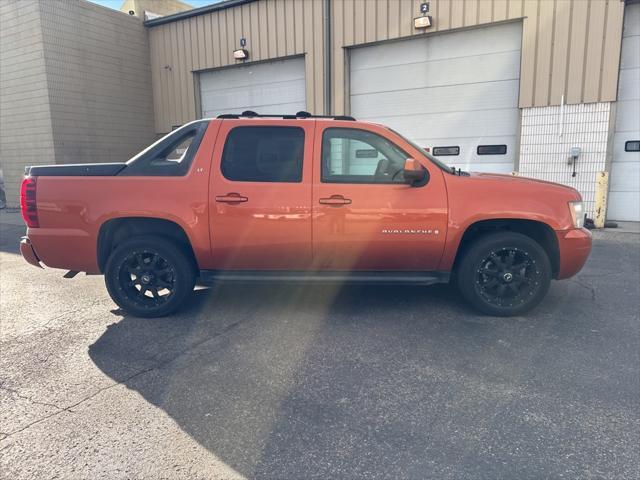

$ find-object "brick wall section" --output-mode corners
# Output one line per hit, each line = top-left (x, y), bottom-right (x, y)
(518, 102), (611, 218)
(0, 0), (56, 207)
(39, 0), (156, 165)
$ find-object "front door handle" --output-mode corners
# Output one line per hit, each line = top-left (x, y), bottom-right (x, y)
(216, 193), (248, 204)
(319, 195), (352, 206)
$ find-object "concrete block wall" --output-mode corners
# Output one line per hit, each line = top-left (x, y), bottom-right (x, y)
(0, 0), (156, 207)
(518, 102), (611, 218)
(0, 0), (56, 207)
(39, 0), (156, 166)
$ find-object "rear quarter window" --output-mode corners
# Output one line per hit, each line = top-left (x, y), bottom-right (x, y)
(122, 120), (208, 176)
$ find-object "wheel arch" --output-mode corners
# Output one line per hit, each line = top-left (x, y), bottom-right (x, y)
(97, 217), (198, 273)
(452, 219), (560, 278)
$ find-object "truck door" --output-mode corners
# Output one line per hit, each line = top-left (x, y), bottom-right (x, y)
(208, 120), (314, 270)
(312, 121), (448, 271)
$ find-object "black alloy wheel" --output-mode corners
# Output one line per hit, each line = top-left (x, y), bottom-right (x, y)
(119, 250), (176, 307)
(457, 232), (552, 316)
(105, 236), (196, 318)
(475, 247), (541, 308)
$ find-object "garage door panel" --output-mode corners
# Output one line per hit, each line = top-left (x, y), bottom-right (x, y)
(368, 109), (519, 139)
(203, 101), (306, 119)
(620, 34), (640, 70)
(422, 136), (517, 171)
(617, 67), (640, 101)
(613, 133), (640, 160)
(610, 3), (640, 221)
(607, 192), (640, 221)
(615, 98), (640, 134)
(351, 80), (520, 118)
(623, 2), (640, 36)
(202, 80), (306, 113)
(199, 57), (305, 119)
(350, 22), (521, 174)
(350, 22), (521, 70)
(200, 77), (305, 96)
(200, 58), (305, 89)
(609, 161), (640, 190)
(350, 50), (521, 95)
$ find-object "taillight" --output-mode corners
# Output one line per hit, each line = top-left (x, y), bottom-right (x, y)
(20, 177), (39, 228)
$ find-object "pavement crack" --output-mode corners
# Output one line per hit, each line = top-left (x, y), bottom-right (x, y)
(0, 385), (64, 412)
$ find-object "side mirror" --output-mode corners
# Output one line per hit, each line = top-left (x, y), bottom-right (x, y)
(403, 158), (429, 186)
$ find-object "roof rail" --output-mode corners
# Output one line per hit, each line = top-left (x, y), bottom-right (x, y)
(216, 110), (356, 121)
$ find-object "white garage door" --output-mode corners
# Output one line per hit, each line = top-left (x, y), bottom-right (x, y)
(609, 3), (640, 222)
(199, 57), (306, 118)
(350, 23), (522, 173)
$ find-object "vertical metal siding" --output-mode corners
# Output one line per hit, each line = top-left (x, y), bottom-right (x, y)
(149, 0), (324, 133)
(148, 0), (625, 132)
(330, 0), (625, 114)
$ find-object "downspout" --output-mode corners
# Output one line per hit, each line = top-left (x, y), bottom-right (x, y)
(323, 0), (331, 115)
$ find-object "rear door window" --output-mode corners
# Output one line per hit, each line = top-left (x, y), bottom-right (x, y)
(221, 126), (305, 182)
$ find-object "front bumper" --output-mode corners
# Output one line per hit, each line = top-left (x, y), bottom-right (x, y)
(556, 228), (592, 279)
(20, 236), (43, 268)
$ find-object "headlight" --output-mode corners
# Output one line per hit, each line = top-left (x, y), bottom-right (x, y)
(568, 201), (584, 228)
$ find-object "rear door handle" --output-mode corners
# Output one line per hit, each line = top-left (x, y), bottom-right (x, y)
(319, 195), (352, 206)
(216, 193), (248, 204)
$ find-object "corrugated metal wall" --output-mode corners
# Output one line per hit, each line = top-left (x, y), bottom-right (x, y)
(332, 0), (625, 114)
(148, 0), (625, 133)
(149, 0), (324, 133)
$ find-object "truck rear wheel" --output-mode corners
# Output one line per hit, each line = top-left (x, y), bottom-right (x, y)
(456, 232), (551, 316)
(104, 236), (196, 318)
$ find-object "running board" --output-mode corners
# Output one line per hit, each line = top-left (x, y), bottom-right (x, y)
(198, 270), (450, 285)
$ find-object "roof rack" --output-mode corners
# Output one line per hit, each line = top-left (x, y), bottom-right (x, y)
(217, 110), (356, 121)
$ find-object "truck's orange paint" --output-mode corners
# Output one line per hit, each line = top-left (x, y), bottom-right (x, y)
(20, 118), (592, 281)
(27, 120), (220, 273)
(312, 121), (448, 271)
(208, 119), (315, 269)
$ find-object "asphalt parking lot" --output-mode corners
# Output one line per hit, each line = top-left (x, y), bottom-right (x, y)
(1, 211), (638, 480)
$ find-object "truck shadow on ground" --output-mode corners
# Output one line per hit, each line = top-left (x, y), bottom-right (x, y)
(88, 281), (591, 479)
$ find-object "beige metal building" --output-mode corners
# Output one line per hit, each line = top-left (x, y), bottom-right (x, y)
(146, 0), (639, 222)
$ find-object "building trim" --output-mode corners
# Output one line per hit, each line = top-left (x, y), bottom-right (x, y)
(144, 0), (255, 27)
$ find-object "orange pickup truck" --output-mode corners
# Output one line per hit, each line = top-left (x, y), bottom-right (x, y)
(20, 112), (592, 317)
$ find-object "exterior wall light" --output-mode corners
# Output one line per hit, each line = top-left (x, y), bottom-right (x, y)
(233, 49), (249, 60)
(415, 2), (432, 30)
(414, 15), (432, 29)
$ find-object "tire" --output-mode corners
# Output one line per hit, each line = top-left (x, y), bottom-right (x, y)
(456, 232), (551, 316)
(104, 235), (196, 318)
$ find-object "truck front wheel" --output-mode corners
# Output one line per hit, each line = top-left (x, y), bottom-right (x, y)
(456, 232), (552, 316)
(104, 236), (196, 318)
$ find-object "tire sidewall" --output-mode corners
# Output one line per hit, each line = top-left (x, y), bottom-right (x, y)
(105, 236), (195, 318)
(457, 232), (552, 316)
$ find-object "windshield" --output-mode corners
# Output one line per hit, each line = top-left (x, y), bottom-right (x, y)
(386, 127), (455, 174)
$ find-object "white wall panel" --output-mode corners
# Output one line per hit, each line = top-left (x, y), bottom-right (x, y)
(518, 103), (611, 219)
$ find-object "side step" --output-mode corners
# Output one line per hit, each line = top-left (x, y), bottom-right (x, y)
(198, 270), (450, 285)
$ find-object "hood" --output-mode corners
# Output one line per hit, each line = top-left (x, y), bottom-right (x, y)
(468, 172), (582, 200)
